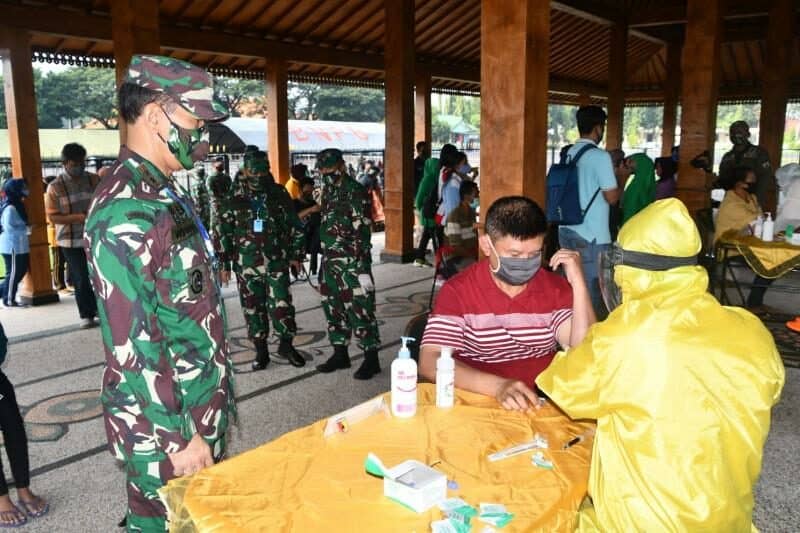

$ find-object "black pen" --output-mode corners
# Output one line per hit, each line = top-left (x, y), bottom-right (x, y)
(562, 436), (582, 450)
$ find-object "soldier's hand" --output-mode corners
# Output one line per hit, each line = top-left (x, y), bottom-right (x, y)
(169, 433), (214, 477)
(220, 270), (231, 286)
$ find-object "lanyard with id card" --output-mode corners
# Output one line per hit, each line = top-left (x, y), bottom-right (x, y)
(251, 196), (266, 233)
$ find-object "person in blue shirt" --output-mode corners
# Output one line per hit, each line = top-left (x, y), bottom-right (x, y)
(558, 106), (621, 319)
(0, 179), (30, 308)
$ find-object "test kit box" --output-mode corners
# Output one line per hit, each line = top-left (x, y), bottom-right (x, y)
(384, 460), (447, 513)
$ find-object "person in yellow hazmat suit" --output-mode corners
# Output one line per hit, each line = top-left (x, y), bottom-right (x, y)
(536, 198), (785, 532)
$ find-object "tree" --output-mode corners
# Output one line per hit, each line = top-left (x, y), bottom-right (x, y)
(288, 82), (320, 119)
(34, 67), (118, 128)
(213, 76), (265, 117)
(314, 86), (384, 121)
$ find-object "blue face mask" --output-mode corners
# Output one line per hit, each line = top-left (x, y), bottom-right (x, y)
(470, 198), (479, 210)
(488, 239), (541, 286)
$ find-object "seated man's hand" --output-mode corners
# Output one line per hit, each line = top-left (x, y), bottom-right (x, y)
(169, 433), (214, 477)
(549, 249), (584, 287)
(495, 379), (541, 411)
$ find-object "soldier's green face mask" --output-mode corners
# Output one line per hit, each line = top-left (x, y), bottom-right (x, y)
(322, 169), (342, 185)
(159, 107), (209, 170)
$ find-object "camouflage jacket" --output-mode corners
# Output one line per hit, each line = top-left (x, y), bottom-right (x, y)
(719, 144), (774, 203)
(85, 146), (235, 464)
(320, 174), (372, 262)
(190, 172), (211, 228)
(218, 180), (305, 274)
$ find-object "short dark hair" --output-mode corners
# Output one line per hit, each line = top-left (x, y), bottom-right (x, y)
(576, 105), (607, 135)
(61, 143), (87, 163)
(485, 196), (547, 241)
(655, 157), (677, 179)
(416, 141), (427, 151)
(459, 180), (477, 201)
(720, 165), (754, 191)
(118, 82), (164, 124)
(300, 177), (315, 189)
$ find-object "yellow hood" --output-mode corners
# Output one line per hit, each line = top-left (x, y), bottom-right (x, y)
(537, 198), (785, 532)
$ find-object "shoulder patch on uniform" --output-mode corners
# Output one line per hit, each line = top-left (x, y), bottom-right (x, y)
(125, 210), (156, 224)
(168, 202), (197, 243)
(189, 267), (204, 296)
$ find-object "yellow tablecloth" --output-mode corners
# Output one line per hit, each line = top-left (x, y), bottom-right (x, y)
(161, 384), (594, 532)
(719, 230), (800, 278)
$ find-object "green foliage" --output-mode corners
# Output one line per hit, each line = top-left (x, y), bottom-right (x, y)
(213, 76), (265, 117)
(432, 116), (450, 144)
(287, 82), (384, 121)
(716, 103), (761, 130)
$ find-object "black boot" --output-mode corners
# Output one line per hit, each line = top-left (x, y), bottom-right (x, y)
(316, 345), (351, 373)
(251, 338), (270, 371)
(278, 337), (306, 368)
(353, 349), (381, 380)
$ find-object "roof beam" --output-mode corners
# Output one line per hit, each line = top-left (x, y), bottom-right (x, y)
(629, 1), (780, 28)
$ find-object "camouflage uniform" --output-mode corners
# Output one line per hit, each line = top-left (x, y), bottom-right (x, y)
(85, 55), (233, 533)
(315, 149), (380, 378)
(206, 167), (232, 261)
(218, 151), (306, 369)
(719, 121), (774, 208)
(190, 167), (210, 228)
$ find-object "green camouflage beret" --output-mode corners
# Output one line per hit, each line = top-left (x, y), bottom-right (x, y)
(125, 55), (229, 122)
(244, 150), (269, 165)
(316, 148), (344, 169)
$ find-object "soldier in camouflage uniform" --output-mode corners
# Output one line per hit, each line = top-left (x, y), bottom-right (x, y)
(84, 55), (235, 533)
(207, 156), (232, 260)
(190, 164), (210, 228)
(219, 150), (307, 370)
(719, 121), (775, 208)
(314, 149), (382, 380)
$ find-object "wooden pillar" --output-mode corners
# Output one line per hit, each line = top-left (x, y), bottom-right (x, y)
(677, 0), (723, 214)
(605, 21), (628, 150)
(265, 59), (290, 185)
(0, 28), (57, 305)
(381, 0), (416, 263)
(110, 0), (159, 143)
(415, 70), (432, 152)
(758, 0), (795, 213)
(661, 38), (682, 156)
(480, 0), (550, 211)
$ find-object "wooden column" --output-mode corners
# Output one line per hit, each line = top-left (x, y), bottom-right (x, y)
(480, 0), (550, 210)
(381, 0), (416, 263)
(0, 28), (57, 305)
(661, 38), (682, 156)
(677, 0), (723, 214)
(758, 0), (795, 213)
(265, 59), (290, 185)
(110, 0), (159, 143)
(605, 21), (628, 150)
(415, 69), (432, 151)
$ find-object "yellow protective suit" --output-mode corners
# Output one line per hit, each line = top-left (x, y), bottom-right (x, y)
(536, 198), (785, 532)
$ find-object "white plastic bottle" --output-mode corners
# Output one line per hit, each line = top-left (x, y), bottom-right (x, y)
(391, 337), (418, 418)
(753, 215), (764, 238)
(436, 347), (455, 408)
(762, 212), (774, 242)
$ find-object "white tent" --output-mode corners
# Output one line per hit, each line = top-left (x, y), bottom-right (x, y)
(213, 118), (386, 153)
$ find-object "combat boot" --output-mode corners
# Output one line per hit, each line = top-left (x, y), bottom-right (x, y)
(251, 338), (270, 371)
(316, 345), (351, 373)
(278, 337), (306, 368)
(353, 349), (381, 380)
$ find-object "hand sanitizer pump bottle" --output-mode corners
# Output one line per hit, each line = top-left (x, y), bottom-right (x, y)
(391, 337), (417, 418)
(436, 346), (455, 408)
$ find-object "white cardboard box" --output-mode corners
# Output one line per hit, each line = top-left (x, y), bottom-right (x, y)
(383, 460), (447, 513)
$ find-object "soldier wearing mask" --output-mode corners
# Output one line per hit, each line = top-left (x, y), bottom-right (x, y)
(219, 150), (307, 370)
(719, 121), (774, 208)
(84, 55), (235, 532)
(314, 148), (382, 380)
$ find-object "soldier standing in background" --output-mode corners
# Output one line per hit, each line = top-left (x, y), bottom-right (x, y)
(219, 150), (307, 370)
(84, 55), (235, 533)
(207, 156), (232, 261)
(314, 149), (382, 380)
(719, 121), (774, 208)
(190, 163), (210, 228)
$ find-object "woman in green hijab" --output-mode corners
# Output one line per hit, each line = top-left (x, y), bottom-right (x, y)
(622, 153), (656, 224)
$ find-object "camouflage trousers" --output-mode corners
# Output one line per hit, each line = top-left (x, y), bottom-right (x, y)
(320, 258), (380, 350)
(124, 458), (175, 532)
(236, 269), (296, 341)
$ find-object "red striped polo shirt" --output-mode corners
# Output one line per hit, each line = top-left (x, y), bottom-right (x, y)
(421, 259), (573, 388)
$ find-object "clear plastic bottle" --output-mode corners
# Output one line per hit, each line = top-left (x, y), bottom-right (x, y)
(391, 337), (417, 418)
(762, 212), (774, 242)
(753, 215), (764, 239)
(436, 347), (455, 408)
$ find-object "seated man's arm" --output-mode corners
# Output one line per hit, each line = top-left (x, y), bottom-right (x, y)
(602, 187), (621, 205)
(550, 249), (595, 348)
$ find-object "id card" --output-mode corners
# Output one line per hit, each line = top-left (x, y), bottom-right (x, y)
(253, 219), (264, 233)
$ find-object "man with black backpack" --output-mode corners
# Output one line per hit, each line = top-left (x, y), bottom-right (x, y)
(552, 106), (620, 319)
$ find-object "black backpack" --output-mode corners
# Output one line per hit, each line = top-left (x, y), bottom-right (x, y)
(546, 143), (600, 225)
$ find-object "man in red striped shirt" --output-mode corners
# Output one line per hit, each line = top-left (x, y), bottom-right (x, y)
(420, 196), (595, 411)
